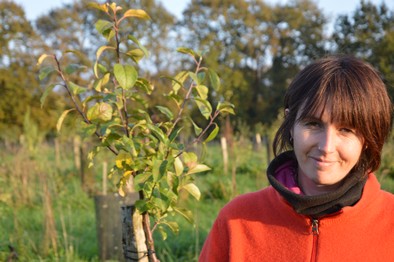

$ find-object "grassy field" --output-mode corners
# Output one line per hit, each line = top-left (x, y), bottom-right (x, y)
(1, 137), (393, 261)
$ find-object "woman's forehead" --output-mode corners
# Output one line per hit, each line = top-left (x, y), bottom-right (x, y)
(296, 101), (356, 126)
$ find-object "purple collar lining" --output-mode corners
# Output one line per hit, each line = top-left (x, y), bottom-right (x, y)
(274, 161), (303, 195)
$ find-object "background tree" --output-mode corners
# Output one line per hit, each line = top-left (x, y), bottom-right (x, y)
(263, 0), (328, 124)
(180, 0), (272, 136)
(0, 0), (62, 141)
(332, 0), (394, 97)
(179, 0), (328, 131)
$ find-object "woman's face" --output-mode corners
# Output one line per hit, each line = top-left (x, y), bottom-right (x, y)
(291, 105), (364, 195)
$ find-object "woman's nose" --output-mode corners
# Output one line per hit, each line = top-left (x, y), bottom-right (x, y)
(318, 128), (336, 153)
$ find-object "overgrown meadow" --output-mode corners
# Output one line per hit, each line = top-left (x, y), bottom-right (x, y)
(0, 134), (272, 261)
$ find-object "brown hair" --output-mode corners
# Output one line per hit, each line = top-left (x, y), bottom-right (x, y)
(273, 55), (392, 172)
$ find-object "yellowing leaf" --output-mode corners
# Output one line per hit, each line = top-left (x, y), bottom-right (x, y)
(195, 85), (208, 100)
(37, 54), (52, 66)
(115, 151), (133, 168)
(94, 46), (115, 77)
(174, 157), (184, 176)
(182, 183), (201, 200)
(172, 71), (188, 94)
(87, 2), (108, 13)
(122, 9), (150, 20)
(56, 108), (75, 133)
(187, 164), (211, 175)
(118, 186), (126, 197)
(195, 98), (212, 119)
(87, 102), (113, 122)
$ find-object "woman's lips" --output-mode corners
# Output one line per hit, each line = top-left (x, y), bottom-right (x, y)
(310, 156), (338, 167)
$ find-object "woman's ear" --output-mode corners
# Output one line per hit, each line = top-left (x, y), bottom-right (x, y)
(285, 108), (290, 116)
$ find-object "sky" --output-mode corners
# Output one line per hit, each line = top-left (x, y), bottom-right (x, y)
(15, 0), (394, 23)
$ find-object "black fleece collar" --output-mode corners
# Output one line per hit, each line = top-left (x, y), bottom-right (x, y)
(267, 151), (367, 218)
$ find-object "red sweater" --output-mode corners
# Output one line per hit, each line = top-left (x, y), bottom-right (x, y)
(199, 174), (394, 262)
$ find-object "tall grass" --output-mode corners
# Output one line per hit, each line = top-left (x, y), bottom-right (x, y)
(0, 141), (98, 261)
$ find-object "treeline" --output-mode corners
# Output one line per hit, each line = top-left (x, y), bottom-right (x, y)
(1, 0), (393, 141)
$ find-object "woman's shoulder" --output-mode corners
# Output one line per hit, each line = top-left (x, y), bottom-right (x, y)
(379, 189), (394, 206)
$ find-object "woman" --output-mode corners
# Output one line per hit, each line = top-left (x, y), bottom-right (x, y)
(199, 55), (394, 261)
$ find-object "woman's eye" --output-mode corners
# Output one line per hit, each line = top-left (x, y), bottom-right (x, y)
(305, 121), (320, 128)
(340, 127), (355, 133)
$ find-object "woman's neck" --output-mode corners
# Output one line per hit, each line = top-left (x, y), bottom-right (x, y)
(297, 170), (344, 196)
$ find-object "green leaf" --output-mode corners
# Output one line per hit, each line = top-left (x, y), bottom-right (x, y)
(204, 123), (219, 143)
(64, 64), (87, 75)
(134, 199), (148, 213)
(121, 135), (138, 157)
(79, 121), (96, 138)
(57, 108), (75, 132)
(169, 126), (183, 142)
(197, 71), (206, 83)
(126, 49), (145, 63)
(188, 72), (199, 85)
(195, 85), (208, 100)
(177, 47), (199, 59)
(121, 9), (151, 20)
(40, 83), (57, 107)
(68, 81), (86, 95)
(161, 221), (179, 234)
(152, 159), (167, 182)
(134, 173), (152, 191)
(195, 98), (212, 119)
(157, 226), (168, 240)
(114, 64), (138, 90)
(174, 207), (194, 224)
(147, 124), (167, 143)
(39, 66), (55, 80)
(189, 118), (202, 136)
(152, 193), (168, 211)
(217, 101), (235, 115)
(95, 19), (114, 40)
(208, 68), (221, 91)
(156, 106), (173, 120)
(128, 35), (149, 58)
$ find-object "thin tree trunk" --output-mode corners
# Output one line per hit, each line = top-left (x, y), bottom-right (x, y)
(221, 136), (228, 175)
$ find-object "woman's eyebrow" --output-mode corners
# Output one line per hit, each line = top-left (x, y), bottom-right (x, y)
(298, 114), (321, 122)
